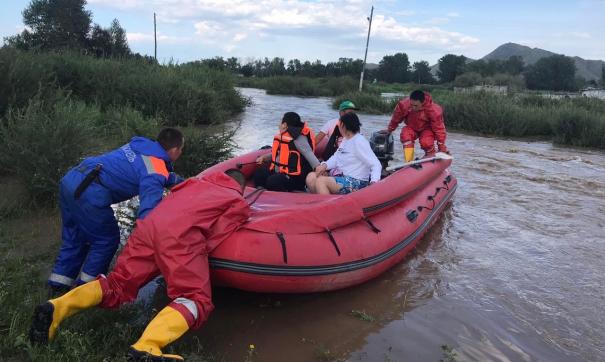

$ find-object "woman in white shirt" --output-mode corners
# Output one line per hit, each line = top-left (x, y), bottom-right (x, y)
(306, 113), (382, 195)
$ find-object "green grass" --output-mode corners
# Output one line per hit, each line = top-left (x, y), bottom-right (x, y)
(440, 344), (458, 362)
(0, 48), (248, 126)
(350, 309), (375, 322)
(0, 214), (216, 361)
(0, 48), (241, 207)
(237, 76), (358, 97)
(333, 90), (605, 149)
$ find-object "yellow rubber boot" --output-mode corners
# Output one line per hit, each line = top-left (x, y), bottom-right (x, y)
(129, 306), (190, 361)
(29, 280), (102, 344)
(404, 147), (415, 162)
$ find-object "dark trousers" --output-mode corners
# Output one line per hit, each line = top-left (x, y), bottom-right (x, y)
(253, 168), (306, 192)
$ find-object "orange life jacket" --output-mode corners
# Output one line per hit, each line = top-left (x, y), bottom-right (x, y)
(270, 123), (316, 176)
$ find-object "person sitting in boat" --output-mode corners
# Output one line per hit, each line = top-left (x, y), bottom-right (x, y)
(315, 100), (359, 161)
(254, 112), (320, 192)
(385, 90), (449, 162)
(30, 169), (250, 362)
(306, 112), (381, 195)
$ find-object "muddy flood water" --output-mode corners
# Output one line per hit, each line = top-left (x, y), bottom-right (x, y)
(170, 88), (605, 362)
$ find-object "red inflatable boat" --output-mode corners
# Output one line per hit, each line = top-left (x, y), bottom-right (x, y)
(200, 149), (457, 293)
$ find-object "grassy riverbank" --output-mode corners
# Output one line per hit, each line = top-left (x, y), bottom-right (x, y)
(0, 48), (241, 360)
(0, 48), (244, 210)
(0, 210), (217, 361)
(237, 76), (358, 97)
(335, 90), (605, 149)
(235, 75), (605, 149)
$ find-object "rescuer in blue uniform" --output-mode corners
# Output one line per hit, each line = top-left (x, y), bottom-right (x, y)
(48, 128), (185, 294)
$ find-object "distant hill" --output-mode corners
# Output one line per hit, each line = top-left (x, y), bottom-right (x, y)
(482, 42), (603, 81)
(365, 62), (379, 70)
(429, 42), (604, 81)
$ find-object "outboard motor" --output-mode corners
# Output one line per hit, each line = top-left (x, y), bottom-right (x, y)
(370, 130), (394, 169)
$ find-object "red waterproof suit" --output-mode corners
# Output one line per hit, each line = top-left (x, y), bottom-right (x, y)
(387, 92), (448, 153)
(97, 172), (250, 330)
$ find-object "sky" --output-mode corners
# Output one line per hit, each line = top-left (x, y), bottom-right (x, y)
(1, 0), (604, 65)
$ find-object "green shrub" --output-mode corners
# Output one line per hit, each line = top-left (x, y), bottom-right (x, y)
(243, 76), (357, 97)
(174, 127), (236, 178)
(333, 92), (398, 114)
(332, 90), (605, 149)
(0, 90), (101, 206)
(265, 76), (322, 96)
(553, 108), (605, 148)
(0, 47), (56, 117)
(321, 76), (358, 96)
(99, 106), (161, 148)
(0, 50), (247, 126)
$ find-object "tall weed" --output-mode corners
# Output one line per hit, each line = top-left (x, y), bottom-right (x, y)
(0, 90), (101, 206)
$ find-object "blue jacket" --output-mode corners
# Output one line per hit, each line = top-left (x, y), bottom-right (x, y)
(78, 137), (182, 219)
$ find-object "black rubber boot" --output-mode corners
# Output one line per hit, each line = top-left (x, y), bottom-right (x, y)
(127, 347), (184, 361)
(29, 302), (54, 345)
(48, 285), (70, 299)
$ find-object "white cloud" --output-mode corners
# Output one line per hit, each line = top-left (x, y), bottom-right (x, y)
(194, 21), (223, 37)
(233, 33), (248, 42)
(88, 0), (140, 10)
(425, 17), (450, 25)
(571, 32), (591, 39)
(127, 32), (190, 43)
(372, 15), (479, 49)
(127, 32), (153, 42)
(90, 0), (480, 56)
(395, 10), (416, 16)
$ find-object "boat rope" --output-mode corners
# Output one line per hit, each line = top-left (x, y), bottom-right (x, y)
(245, 188), (266, 206)
(325, 228), (341, 256)
(275, 232), (288, 263)
(363, 216), (381, 233)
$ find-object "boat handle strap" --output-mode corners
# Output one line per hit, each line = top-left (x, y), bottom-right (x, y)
(276, 232), (288, 264)
(325, 228), (341, 256)
(363, 217), (381, 233)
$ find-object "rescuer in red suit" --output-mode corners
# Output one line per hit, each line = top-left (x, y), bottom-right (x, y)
(29, 169), (250, 361)
(386, 90), (449, 162)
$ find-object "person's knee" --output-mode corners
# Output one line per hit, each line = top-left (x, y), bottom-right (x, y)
(253, 168), (270, 188)
(419, 136), (435, 150)
(306, 172), (317, 186)
(401, 128), (416, 143)
(266, 174), (288, 192)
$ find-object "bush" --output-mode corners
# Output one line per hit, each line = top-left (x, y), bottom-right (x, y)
(0, 90), (101, 206)
(454, 72), (484, 87)
(553, 108), (605, 148)
(334, 92), (398, 114)
(174, 127), (236, 178)
(332, 89), (605, 149)
(0, 49), (247, 125)
(0, 48), (56, 117)
(439, 92), (554, 137)
(99, 106), (161, 147)
(239, 76), (358, 97)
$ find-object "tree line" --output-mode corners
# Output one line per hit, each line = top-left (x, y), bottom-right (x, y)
(4, 0), (136, 60)
(197, 52), (604, 92)
(4, 0), (604, 92)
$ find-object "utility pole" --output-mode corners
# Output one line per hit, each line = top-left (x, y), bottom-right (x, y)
(154, 12), (157, 61)
(359, 5), (374, 92)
